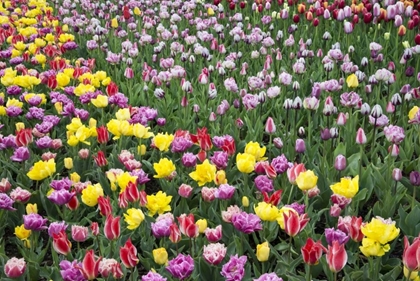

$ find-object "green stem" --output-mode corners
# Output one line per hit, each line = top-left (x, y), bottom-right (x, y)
(359, 145), (364, 178)
(412, 188), (417, 211)
(306, 264), (312, 281)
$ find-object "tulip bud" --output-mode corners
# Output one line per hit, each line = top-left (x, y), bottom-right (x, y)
(409, 171), (420, 186)
(330, 204), (342, 217)
(356, 128), (367, 144)
(265, 117), (276, 134)
(392, 168), (402, 181)
(307, 186), (320, 198)
(370, 104), (383, 118)
(236, 118), (244, 128)
(196, 219), (207, 233)
(360, 103), (371, 115)
(242, 196), (249, 207)
(334, 155), (346, 171)
(336, 113), (347, 126)
(64, 158), (73, 169)
(273, 137), (283, 148)
(153, 248), (168, 265)
(256, 242), (270, 262)
(295, 139), (306, 153)
(298, 127), (305, 137)
(321, 128), (331, 141)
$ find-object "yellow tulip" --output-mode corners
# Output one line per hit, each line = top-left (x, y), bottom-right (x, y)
(115, 108), (131, 121)
(207, 7), (215, 16)
(146, 191), (172, 216)
(116, 172), (137, 193)
(409, 106), (419, 121)
(242, 196), (250, 207)
(189, 159), (216, 186)
(27, 159), (56, 181)
(361, 217), (400, 245)
(111, 18), (118, 28)
(153, 248), (168, 265)
(330, 175), (359, 198)
(296, 170), (318, 191)
(15, 224), (31, 240)
(91, 95), (108, 108)
(56, 73), (70, 88)
(25, 203), (37, 214)
(132, 123), (154, 139)
(196, 219), (207, 233)
(81, 183), (104, 207)
(133, 7), (141, 15)
(359, 237), (390, 257)
(236, 153), (256, 174)
(153, 133), (174, 152)
(245, 142), (266, 161)
(124, 208), (145, 230)
(346, 73), (359, 88)
(254, 202), (280, 222)
(153, 158), (176, 179)
(64, 158), (73, 169)
(256, 242), (270, 262)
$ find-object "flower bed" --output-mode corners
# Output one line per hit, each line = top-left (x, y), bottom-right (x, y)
(0, 0), (419, 280)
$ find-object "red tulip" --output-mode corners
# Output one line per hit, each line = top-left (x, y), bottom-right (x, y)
(262, 190), (283, 206)
(66, 195), (79, 211)
(169, 223), (182, 243)
(91, 222), (99, 236)
(123, 181), (140, 203)
(106, 81), (119, 96)
(240, 1), (246, 9)
(123, 6), (130, 20)
(415, 34), (420, 45)
(221, 138), (236, 156)
(403, 236), (420, 271)
(190, 127), (212, 151)
(177, 213), (199, 238)
(79, 250), (102, 280)
(229, 2), (235, 10)
(120, 238), (139, 268)
(93, 151), (108, 167)
(293, 14), (300, 23)
(283, 212), (310, 237)
(287, 163), (306, 184)
(16, 128), (33, 147)
(47, 75), (57, 89)
(52, 230), (72, 255)
(98, 196), (112, 216)
(326, 241), (347, 273)
(301, 238), (327, 265)
(96, 126), (109, 144)
(104, 214), (120, 240)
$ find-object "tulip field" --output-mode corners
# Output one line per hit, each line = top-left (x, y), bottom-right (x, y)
(1, 0), (420, 280)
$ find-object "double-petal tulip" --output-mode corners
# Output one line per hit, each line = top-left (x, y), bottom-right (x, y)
(120, 238), (139, 268)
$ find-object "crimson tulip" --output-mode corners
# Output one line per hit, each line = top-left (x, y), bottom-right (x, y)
(79, 250), (102, 280)
(301, 238), (327, 265)
(120, 238), (139, 268)
(106, 81), (118, 96)
(326, 241), (347, 273)
(403, 236), (420, 271)
(98, 196), (112, 216)
(262, 190), (283, 206)
(16, 128), (33, 147)
(52, 230), (72, 256)
(170, 223), (182, 243)
(96, 126), (109, 144)
(93, 151), (108, 167)
(283, 211), (310, 237)
(104, 214), (120, 240)
(123, 181), (140, 203)
(178, 213), (199, 238)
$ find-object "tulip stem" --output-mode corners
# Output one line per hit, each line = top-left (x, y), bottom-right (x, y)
(334, 272), (337, 281)
(412, 188), (417, 211)
(305, 264), (311, 281)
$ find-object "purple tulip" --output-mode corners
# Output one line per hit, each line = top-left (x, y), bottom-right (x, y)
(254, 273), (284, 281)
(171, 137), (193, 153)
(166, 254), (194, 280)
(285, 202), (305, 215)
(215, 184), (236, 200)
(231, 212), (262, 234)
(50, 178), (73, 191)
(60, 260), (85, 281)
(221, 255), (247, 281)
(325, 228), (350, 246)
(254, 175), (274, 193)
(23, 214), (48, 231)
(210, 151), (229, 170)
(271, 155), (291, 174)
(151, 219), (172, 239)
(142, 271), (167, 281)
(0, 193), (15, 211)
(181, 152), (196, 167)
(48, 221), (68, 237)
(47, 190), (75, 205)
(10, 147), (30, 162)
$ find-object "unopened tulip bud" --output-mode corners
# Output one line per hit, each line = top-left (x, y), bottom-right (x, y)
(209, 112), (217, 122)
(330, 204), (342, 217)
(236, 118), (244, 128)
(386, 102), (395, 113)
(293, 97), (303, 109)
(321, 128), (331, 141)
(265, 117), (276, 134)
(389, 144), (399, 157)
(334, 155), (346, 171)
(242, 196), (249, 207)
(360, 103), (371, 115)
(273, 137), (283, 148)
(356, 128), (367, 144)
(404, 93), (412, 102)
(295, 139), (306, 153)
(409, 171), (420, 186)
(283, 98), (293, 109)
(196, 219), (207, 233)
(298, 127), (305, 137)
(370, 104), (383, 118)
(330, 128), (338, 139)
(336, 113), (347, 126)
(64, 158), (73, 169)
(391, 93), (402, 106)
(392, 168), (402, 181)
(193, 104), (200, 113)
(307, 186), (320, 198)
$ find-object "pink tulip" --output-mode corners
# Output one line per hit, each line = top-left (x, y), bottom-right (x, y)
(326, 241), (347, 273)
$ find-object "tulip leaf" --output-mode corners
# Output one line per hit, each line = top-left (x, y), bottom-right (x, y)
(381, 264), (401, 280)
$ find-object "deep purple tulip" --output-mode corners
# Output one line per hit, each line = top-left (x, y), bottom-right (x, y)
(166, 254), (194, 280)
(0, 193), (15, 211)
(23, 213), (48, 231)
(231, 212), (262, 234)
(325, 228), (350, 246)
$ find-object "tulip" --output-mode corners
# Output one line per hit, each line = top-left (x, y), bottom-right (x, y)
(203, 243), (227, 265)
(169, 223), (181, 244)
(4, 257), (26, 278)
(265, 117), (276, 133)
(98, 196), (112, 216)
(79, 249), (102, 280)
(205, 225), (223, 243)
(256, 241), (270, 262)
(104, 214), (120, 240)
(301, 238), (327, 265)
(402, 236), (420, 271)
(166, 254), (195, 280)
(296, 170), (318, 191)
(120, 238), (139, 268)
(326, 241), (347, 273)
(53, 230), (72, 256)
(356, 128), (367, 144)
(178, 213), (199, 238)
(71, 225), (88, 242)
(283, 211), (310, 237)
(287, 163), (306, 185)
(153, 248), (168, 265)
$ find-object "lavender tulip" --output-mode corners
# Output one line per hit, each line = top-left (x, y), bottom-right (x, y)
(166, 254), (194, 280)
